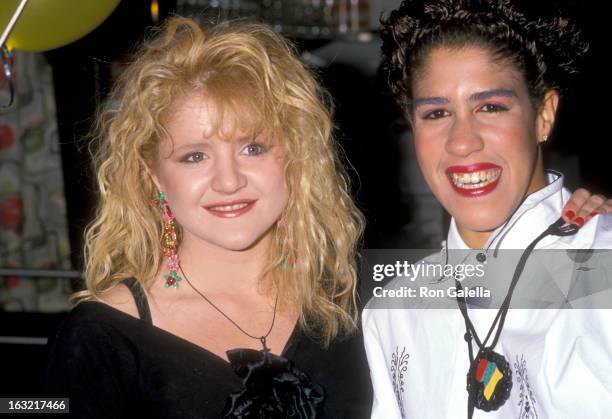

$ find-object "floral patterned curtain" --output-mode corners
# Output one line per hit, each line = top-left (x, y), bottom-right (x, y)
(0, 51), (72, 312)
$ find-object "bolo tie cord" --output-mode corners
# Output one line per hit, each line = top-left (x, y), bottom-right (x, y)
(456, 217), (579, 419)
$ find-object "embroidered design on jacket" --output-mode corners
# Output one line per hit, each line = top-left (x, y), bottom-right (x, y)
(390, 346), (409, 418)
(514, 354), (538, 419)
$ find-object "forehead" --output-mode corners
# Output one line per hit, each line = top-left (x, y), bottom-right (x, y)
(413, 46), (526, 96)
(164, 93), (260, 141)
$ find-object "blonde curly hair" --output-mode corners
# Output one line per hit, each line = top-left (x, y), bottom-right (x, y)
(73, 16), (365, 345)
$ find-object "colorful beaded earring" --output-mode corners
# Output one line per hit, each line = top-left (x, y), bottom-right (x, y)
(152, 191), (182, 289)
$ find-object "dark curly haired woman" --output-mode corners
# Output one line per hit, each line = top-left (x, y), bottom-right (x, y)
(363, 1), (612, 418)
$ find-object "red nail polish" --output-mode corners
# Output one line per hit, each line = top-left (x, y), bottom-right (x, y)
(590, 212), (599, 217)
(564, 210), (575, 220)
(573, 216), (585, 227)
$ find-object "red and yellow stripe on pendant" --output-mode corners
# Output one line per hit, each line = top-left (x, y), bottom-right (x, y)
(475, 358), (504, 400)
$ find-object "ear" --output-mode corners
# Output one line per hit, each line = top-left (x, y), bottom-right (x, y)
(536, 90), (560, 144)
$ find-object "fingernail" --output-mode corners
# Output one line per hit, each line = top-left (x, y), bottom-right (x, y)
(590, 211), (599, 217)
(573, 216), (585, 227)
(564, 210), (575, 220)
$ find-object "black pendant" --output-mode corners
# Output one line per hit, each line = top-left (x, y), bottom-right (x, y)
(466, 349), (512, 412)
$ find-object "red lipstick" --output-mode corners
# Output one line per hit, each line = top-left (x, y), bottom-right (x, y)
(203, 199), (257, 218)
(445, 163), (502, 197)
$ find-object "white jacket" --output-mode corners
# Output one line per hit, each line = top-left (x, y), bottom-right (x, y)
(362, 173), (612, 419)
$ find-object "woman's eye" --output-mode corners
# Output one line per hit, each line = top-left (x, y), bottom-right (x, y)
(422, 109), (449, 120)
(480, 103), (508, 113)
(181, 152), (206, 163)
(241, 143), (267, 156)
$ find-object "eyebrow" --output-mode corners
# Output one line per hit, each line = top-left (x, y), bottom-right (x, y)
(175, 142), (209, 151)
(173, 135), (260, 151)
(413, 88), (518, 109)
(469, 88), (518, 101)
(413, 96), (449, 108)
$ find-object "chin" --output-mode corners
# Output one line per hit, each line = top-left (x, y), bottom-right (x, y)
(214, 229), (273, 252)
(215, 238), (260, 252)
(452, 207), (512, 234)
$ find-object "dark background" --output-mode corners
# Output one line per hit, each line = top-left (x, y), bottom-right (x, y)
(47, 0), (612, 265)
(1, 0), (610, 398)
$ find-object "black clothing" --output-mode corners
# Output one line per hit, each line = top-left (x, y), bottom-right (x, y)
(45, 279), (372, 418)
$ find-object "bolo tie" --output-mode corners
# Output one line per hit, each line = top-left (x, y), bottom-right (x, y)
(454, 217), (579, 418)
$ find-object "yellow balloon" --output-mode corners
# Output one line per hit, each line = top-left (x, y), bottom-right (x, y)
(0, 0), (121, 52)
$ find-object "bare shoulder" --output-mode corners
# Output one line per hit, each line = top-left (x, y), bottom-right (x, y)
(94, 282), (141, 320)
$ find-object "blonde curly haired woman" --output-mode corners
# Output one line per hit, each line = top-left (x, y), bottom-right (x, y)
(45, 17), (371, 418)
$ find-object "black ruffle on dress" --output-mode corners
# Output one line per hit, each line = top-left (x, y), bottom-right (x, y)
(44, 278), (372, 418)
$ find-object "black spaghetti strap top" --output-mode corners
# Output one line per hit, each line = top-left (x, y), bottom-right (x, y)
(45, 278), (373, 418)
(122, 278), (152, 324)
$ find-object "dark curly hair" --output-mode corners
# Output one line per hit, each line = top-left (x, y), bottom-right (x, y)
(381, 0), (589, 113)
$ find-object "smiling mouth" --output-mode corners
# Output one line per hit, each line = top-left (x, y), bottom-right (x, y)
(445, 164), (502, 197)
(208, 203), (249, 212)
(203, 200), (256, 218)
(450, 168), (501, 189)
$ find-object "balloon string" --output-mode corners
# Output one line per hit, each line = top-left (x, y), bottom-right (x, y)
(0, 0), (27, 108)
(0, 0), (29, 48)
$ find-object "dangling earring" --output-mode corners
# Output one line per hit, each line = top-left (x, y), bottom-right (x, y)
(152, 191), (182, 289)
(541, 135), (548, 143)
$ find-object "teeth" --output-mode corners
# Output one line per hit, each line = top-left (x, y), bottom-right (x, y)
(209, 203), (248, 211)
(451, 168), (501, 189)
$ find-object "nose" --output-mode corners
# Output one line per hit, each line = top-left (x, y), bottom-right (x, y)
(445, 115), (484, 157)
(211, 153), (247, 194)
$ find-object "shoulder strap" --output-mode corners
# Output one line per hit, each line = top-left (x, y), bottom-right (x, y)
(122, 278), (153, 324)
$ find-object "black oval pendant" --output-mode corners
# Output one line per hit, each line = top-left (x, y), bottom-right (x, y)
(466, 349), (512, 411)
